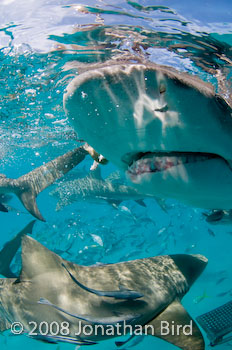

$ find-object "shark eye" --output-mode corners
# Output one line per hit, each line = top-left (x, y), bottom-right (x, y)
(159, 83), (166, 94)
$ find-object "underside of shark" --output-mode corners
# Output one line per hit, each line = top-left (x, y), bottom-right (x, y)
(0, 235), (207, 349)
(64, 59), (232, 210)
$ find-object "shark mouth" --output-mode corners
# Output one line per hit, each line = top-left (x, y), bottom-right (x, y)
(126, 152), (223, 178)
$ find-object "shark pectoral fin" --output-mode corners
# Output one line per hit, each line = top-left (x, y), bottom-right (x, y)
(144, 300), (205, 350)
(135, 200), (146, 207)
(0, 318), (11, 332)
(18, 190), (45, 222)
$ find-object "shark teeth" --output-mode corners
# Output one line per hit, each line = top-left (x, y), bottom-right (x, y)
(127, 153), (217, 176)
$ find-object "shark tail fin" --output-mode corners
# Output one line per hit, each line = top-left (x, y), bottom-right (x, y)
(16, 185), (46, 221)
(144, 300), (205, 350)
(13, 146), (88, 221)
(17, 188), (45, 222)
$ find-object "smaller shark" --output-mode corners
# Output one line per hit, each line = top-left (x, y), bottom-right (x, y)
(204, 209), (232, 225)
(0, 236), (207, 349)
(50, 167), (155, 211)
(0, 146), (88, 221)
(0, 220), (35, 278)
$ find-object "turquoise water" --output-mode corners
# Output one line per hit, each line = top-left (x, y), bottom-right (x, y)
(0, 0), (232, 349)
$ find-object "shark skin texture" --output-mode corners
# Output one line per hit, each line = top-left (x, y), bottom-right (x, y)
(64, 59), (232, 211)
(0, 236), (207, 349)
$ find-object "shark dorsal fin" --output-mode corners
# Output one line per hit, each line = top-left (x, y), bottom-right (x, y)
(20, 236), (64, 280)
(144, 300), (204, 350)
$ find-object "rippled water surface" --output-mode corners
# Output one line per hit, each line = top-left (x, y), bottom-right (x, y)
(0, 0), (232, 349)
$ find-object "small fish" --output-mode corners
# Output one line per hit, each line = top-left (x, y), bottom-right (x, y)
(208, 229), (216, 237)
(62, 263), (144, 300)
(53, 242), (73, 256)
(216, 276), (227, 285)
(193, 290), (209, 304)
(216, 290), (231, 298)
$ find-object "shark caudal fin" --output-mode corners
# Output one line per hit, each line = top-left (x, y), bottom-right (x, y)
(144, 300), (205, 350)
(11, 146), (88, 221)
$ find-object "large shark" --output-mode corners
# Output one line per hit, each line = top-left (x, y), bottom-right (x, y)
(0, 235), (207, 349)
(0, 220), (35, 278)
(64, 59), (232, 210)
(0, 146), (88, 221)
(50, 167), (153, 211)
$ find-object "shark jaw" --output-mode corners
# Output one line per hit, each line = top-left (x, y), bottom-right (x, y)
(126, 151), (232, 209)
(64, 60), (232, 209)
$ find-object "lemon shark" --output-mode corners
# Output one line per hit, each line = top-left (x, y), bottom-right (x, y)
(64, 59), (232, 210)
(0, 235), (207, 349)
(50, 167), (153, 211)
(0, 220), (35, 278)
(0, 146), (88, 221)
